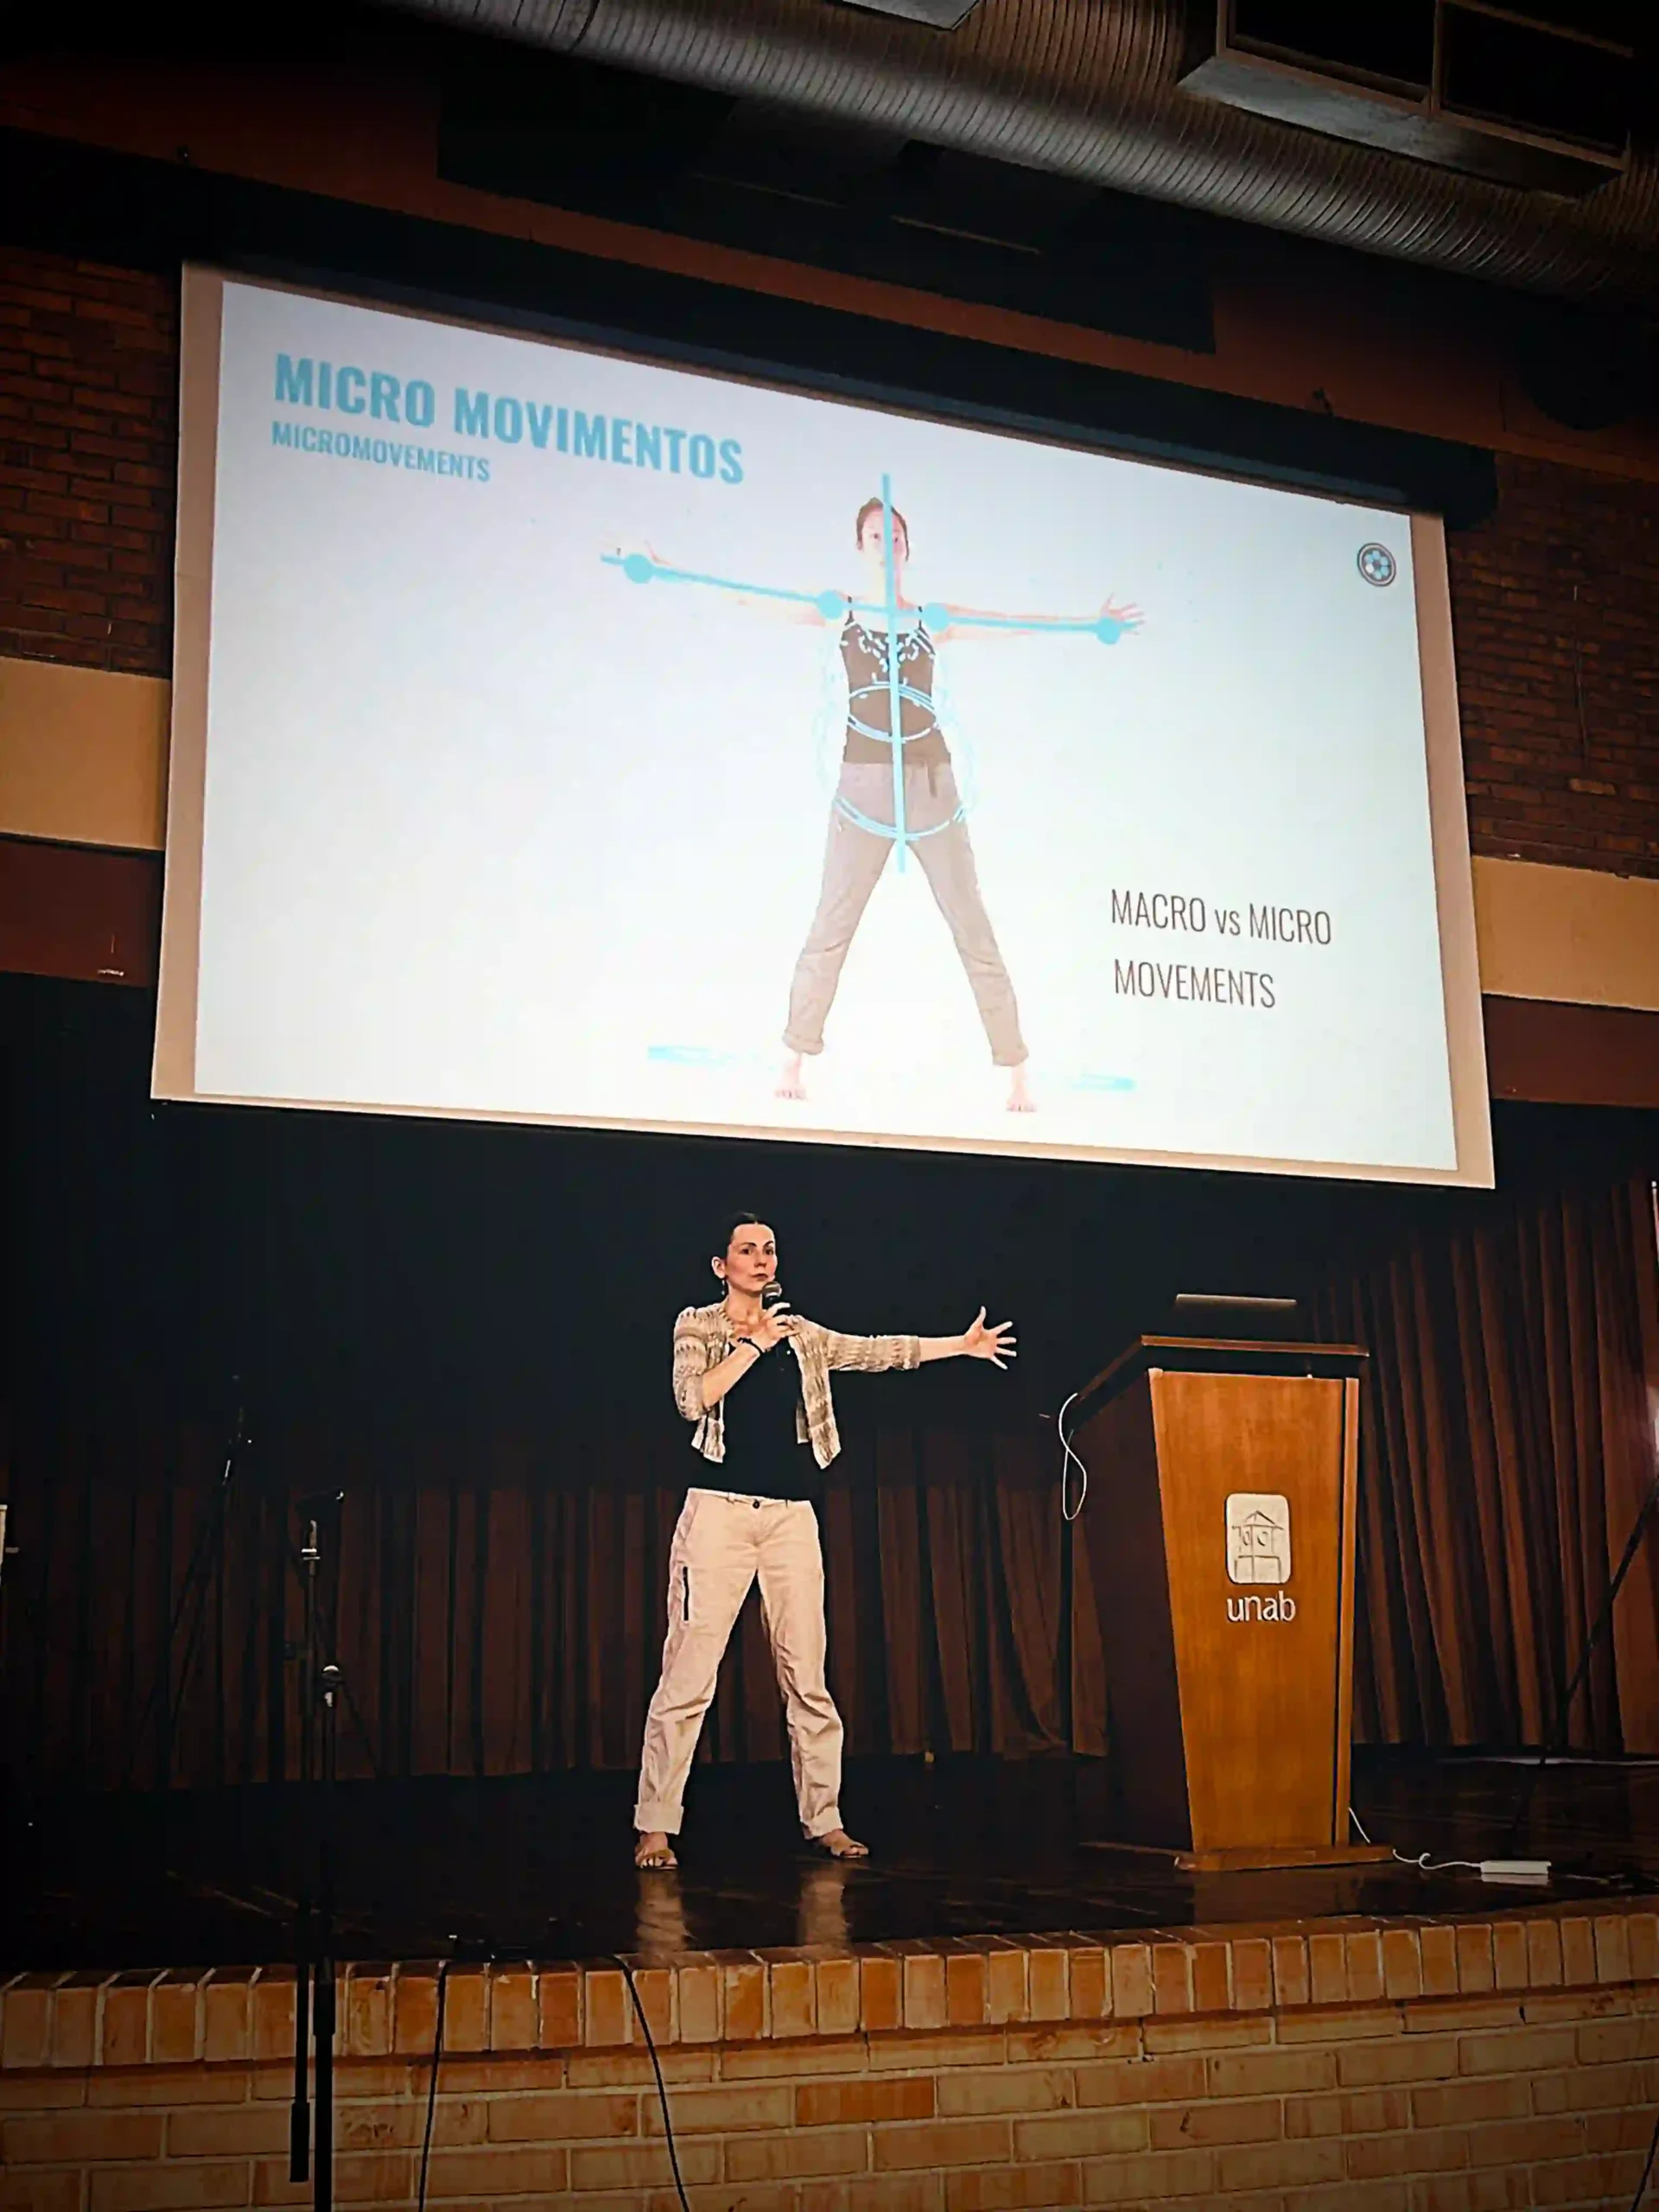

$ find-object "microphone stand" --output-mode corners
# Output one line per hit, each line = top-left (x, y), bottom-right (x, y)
(289, 1497), (345, 2211)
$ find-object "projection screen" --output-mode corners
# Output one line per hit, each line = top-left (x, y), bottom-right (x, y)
(156, 270), (1491, 1186)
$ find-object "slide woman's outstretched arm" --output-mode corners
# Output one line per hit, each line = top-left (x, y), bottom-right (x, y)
(929, 594), (1143, 645)
(608, 542), (840, 626)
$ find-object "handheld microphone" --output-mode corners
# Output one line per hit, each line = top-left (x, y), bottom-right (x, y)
(761, 1281), (786, 1310)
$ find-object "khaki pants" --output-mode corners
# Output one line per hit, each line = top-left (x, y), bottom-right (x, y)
(635, 1488), (844, 1840)
(783, 761), (1027, 1068)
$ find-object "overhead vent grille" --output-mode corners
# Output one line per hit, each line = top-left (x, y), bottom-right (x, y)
(1180, 0), (1637, 197)
(830, 0), (989, 22)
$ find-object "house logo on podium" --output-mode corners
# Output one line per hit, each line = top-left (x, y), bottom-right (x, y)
(1225, 1493), (1297, 1621)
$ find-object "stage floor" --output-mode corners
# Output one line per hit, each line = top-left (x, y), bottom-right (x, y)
(5, 1750), (1658, 1973)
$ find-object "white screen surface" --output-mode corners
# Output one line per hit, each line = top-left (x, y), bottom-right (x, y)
(158, 270), (1491, 1185)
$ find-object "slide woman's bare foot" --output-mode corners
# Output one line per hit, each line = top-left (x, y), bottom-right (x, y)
(813, 1828), (869, 1859)
(634, 1830), (677, 1869)
(776, 1051), (807, 1101)
(1006, 1064), (1036, 1113)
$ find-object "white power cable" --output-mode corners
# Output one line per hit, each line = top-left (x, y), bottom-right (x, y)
(1058, 1390), (1087, 1522)
(1358, 1802), (1552, 1881)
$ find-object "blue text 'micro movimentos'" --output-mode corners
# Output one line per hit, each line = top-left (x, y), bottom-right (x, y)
(272, 356), (745, 482)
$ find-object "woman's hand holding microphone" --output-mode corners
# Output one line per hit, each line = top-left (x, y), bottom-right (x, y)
(746, 1294), (797, 1354)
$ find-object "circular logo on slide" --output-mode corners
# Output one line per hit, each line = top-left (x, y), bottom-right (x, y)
(1357, 542), (1397, 587)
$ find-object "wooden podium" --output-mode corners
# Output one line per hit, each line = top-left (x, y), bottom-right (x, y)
(1068, 1337), (1389, 1872)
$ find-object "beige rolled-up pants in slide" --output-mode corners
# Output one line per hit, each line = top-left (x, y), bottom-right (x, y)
(634, 1487), (845, 1840)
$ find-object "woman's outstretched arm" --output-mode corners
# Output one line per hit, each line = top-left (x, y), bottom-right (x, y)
(817, 1311), (1015, 1372)
(916, 1309), (1017, 1365)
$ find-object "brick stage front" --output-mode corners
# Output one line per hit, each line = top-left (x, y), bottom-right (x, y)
(6, 1901), (1659, 2210)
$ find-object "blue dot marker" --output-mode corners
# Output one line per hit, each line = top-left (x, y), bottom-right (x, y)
(622, 552), (655, 585)
(816, 589), (848, 620)
(1096, 615), (1125, 644)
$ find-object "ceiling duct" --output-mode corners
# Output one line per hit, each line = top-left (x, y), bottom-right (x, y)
(381, 0), (1659, 300)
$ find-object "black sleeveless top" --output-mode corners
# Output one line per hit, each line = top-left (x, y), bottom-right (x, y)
(718, 1340), (817, 1502)
(841, 616), (949, 766)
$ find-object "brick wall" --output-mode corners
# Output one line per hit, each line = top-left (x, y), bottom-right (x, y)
(4, 1910), (1659, 2210)
(2, 245), (1657, 874)
(0, 248), (176, 676)
(1452, 457), (1659, 876)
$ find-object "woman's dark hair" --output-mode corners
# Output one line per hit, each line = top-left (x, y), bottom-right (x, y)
(713, 1211), (769, 1262)
(855, 497), (909, 550)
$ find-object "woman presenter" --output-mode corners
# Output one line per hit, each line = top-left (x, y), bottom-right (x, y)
(633, 1211), (1015, 1867)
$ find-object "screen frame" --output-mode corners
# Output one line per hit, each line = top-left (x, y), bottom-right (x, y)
(156, 264), (1493, 1189)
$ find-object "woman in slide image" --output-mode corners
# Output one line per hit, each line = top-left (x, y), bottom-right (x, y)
(786, 501), (1134, 1109)
(634, 1212), (1015, 1869)
(617, 498), (1141, 1112)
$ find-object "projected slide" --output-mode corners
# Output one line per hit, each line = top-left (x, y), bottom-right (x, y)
(158, 271), (1490, 1184)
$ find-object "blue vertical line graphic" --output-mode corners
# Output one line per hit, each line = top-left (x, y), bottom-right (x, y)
(881, 474), (906, 873)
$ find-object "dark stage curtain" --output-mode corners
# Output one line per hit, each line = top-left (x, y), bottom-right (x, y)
(1320, 1174), (1659, 1755)
(0, 1416), (1066, 1791)
(4, 1179), (1656, 1790)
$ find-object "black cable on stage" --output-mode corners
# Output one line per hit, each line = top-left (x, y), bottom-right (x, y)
(1507, 1189), (1659, 1854)
(122, 1393), (246, 1789)
(416, 1959), (450, 2212)
(615, 1955), (690, 2212)
(1505, 1446), (1659, 1851)
(1630, 2105), (1659, 2211)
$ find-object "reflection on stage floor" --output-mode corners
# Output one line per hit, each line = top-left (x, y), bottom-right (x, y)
(6, 1750), (1657, 1972)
